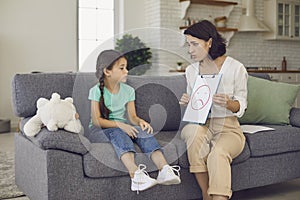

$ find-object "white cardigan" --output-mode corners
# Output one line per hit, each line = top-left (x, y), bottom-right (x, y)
(185, 56), (248, 118)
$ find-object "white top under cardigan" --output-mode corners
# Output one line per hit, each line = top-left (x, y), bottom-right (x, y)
(185, 56), (248, 118)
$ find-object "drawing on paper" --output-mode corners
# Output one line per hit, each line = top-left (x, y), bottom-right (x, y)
(191, 84), (211, 110)
(182, 74), (222, 124)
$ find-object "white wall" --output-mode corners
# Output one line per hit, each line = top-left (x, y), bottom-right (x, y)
(0, 0), (78, 128)
(123, 0), (146, 31)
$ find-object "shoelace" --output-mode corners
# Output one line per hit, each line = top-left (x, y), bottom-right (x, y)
(136, 164), (148, 194)
(168, 165), (181, 177)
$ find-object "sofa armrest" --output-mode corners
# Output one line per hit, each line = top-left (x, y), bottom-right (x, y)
(20, 118), (91, 155)
(290, 107), (300, 127)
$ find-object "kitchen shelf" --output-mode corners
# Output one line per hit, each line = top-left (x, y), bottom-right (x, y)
(179, 0), (237, 19)
(179, 0), (238, 44)
(179, 26), (238, 32)
(247, 69), (300, 73)
(170, 69), (300, 74)
(264, 0), (300, 40)
(179, 0), (237, 6)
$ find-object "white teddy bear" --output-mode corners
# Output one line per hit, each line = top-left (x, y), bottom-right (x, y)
(24, 92), (82, 137)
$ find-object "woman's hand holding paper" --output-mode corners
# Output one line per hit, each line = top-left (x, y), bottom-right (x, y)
(213, 94), (230, 107)
(179, 93), (190, 105)
(213, 94), (240, 113)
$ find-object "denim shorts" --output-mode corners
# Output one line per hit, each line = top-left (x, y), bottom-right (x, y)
(89, 126), (161, 159)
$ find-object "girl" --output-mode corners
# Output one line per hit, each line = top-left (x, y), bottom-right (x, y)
(88, 49), (180, 193)
(179, 20), (248, 200)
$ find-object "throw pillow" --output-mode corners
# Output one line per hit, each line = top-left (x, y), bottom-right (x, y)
(239, 76), (300, 125)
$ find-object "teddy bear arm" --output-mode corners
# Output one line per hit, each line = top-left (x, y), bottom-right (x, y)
(23, 115), (43, 137)
(64, 119), (82, 134)
(46, 119), (58, 131)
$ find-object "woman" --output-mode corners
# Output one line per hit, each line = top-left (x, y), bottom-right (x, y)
(179, 20), (248, 200)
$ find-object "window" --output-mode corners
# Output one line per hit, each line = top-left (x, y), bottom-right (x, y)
(78, 0), (115, 69)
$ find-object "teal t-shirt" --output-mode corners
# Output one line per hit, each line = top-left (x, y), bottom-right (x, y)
(88, 82), (135, 126)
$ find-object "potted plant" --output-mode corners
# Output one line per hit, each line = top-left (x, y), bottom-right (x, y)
(115, 34), (152, 75)
(176, 61), (184, 70)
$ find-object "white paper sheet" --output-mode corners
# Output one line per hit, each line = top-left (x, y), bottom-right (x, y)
(183, 74), (222, 124)
(240, 125), (275, 134)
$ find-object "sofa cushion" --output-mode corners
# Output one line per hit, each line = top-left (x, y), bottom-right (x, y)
(20, 118), (91, 155)
(127, 75), (186, 131)
(72, 72), (98, 136)
(239, 76), (300, 125)
(232, 141), (251, 165)
(248, 73), (271, 80)
(290, 107), (300, 127)
(12, 73), (75, 118)
(72, 73), (187, 136)
(245, 125), (300, 157)
(83, 140), (179, 178)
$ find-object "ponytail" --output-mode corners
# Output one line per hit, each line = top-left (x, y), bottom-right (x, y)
(99, 77), (110, 119)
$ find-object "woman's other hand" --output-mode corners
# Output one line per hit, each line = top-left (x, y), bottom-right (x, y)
(179, 93), (190, 105)
(213, 94), (240, 113)
(213, 94), (230, 107)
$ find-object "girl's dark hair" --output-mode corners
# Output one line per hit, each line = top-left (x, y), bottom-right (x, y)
(95, 49), (124, 119)
(184, 20), (226, 60)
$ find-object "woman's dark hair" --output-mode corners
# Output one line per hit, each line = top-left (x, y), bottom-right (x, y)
(95, 49), (124, 119)
(184, 20), (226, 60)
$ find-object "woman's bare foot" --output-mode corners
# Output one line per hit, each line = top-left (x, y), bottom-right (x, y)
(203, 194), (213, 200)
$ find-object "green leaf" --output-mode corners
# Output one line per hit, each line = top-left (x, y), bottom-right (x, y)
(115, 34), (152, 75)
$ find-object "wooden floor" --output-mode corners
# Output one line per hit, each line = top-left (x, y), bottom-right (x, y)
(1, 132), (300, 200)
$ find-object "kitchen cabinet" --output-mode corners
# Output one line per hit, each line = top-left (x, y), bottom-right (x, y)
(179, 0), (238, 32)
(264, 0), (300, 40)
(179, 0), (238, 44)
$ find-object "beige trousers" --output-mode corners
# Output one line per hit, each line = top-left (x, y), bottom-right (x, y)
(181, 117), (245, 198)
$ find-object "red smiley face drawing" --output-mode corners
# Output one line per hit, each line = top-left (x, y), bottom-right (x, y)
(191, 84), (211, 110)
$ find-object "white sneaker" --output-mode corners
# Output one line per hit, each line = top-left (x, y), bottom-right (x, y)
(157, 165), (181, 185)
(131, 164), (157, 193)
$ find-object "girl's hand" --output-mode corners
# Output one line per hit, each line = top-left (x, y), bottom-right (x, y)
(117, 122), (139, 138)
(75, 112), (80, 119)
(139, 120), (153, 134)
(179, 93), (190, 105)
(213, 94), (230, 107)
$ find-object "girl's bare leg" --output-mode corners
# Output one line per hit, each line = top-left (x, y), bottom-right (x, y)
(150, 150), (168, 170)
(120, 152), (138, 178)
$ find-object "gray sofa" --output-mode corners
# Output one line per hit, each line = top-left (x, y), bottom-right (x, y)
(11, 72), (300, 200)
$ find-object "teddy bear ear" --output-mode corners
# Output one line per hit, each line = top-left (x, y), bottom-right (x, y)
(51, 93), (61, 100)
(37, 98), (49, 108)
(65, 97), (73, 104)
